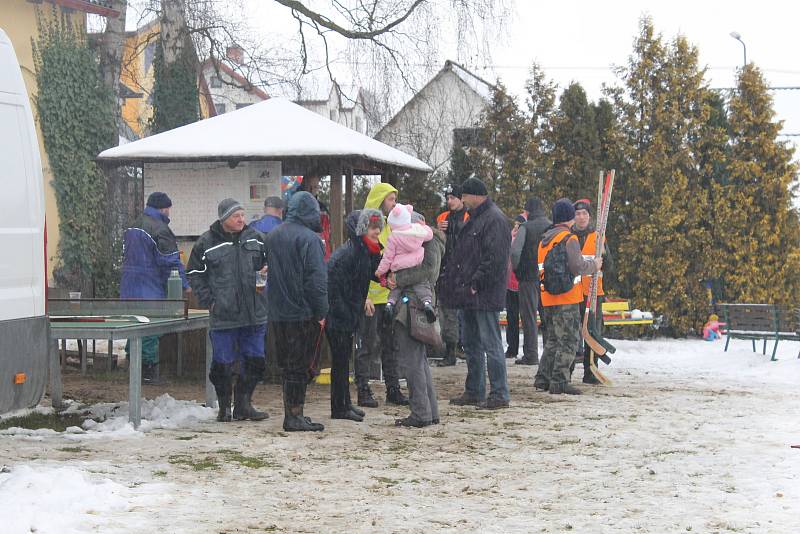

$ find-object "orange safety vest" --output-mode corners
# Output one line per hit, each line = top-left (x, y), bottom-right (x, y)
(436, 210), (469, 226)
(580, 232), (604, 297)
(538, 230), (584, 307)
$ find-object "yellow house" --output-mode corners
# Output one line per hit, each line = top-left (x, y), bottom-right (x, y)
(0, 0), (119, 282)
(120, 20), (214, 139)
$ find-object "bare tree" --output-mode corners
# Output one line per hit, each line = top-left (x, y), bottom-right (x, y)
(96, 0), (128, 131)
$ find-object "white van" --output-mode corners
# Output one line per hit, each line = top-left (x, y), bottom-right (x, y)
(0, 28), (48, 414)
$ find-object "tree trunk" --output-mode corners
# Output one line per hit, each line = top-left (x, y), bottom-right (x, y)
(97, 0), (127, 141)
(161, 0), (190, 65)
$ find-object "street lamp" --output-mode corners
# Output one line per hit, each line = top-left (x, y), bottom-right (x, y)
(730, 31), (747, 68)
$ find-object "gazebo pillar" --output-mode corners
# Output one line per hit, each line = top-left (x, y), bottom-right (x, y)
(330, 171), (343, 249)
(345, 167), (354, 214)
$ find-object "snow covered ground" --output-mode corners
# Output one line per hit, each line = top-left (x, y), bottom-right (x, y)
(1, 337), (799, 533)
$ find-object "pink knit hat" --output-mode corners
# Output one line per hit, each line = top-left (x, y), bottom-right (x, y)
(387, 203), (413, 229)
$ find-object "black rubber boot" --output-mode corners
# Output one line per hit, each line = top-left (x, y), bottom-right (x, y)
(233, 358), (269, 421)
(533, 379), (549, 391)
(423, 302), (437, 323)
(143, 363), (161, 384)
(209, 362), (233, 422)
(282, 380), (324, 432)
(347, 403), (365, 417)
(582, 353), (601, 385)
(549, 382), (582, 395)
(386, 385), (409, 406)
(357, 385), (379, 408)
(331, 408), (364, 422)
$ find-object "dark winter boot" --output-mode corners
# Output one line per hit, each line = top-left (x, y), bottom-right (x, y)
(533, 379), (549, 391)
(436, 343), (457, 367)
(282, 380), (324, 432)
(549, 382), (583, 395)
(423, 302), (437, 323)
(347, 403), (365, 417)
(233, 358), (269, 421)
(386, 385), (409, 406)
(357, 385), (379, 408)
(582, 353), (601, 385)
(209, 362), (233, 422)
(331, 408), (364, 422)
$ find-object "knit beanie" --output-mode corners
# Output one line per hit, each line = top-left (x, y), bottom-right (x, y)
(387, 203), (413, 229)
(146, 192), (172, 209)
(573, 198), (592, 214)
(218, 198), (244, 222)
(524, 197), (543, 215)
(461, 176), (488, 196)
(355, 208), (384, 236)
(552, 198), (576, 224)
(444, 183), (462, 199)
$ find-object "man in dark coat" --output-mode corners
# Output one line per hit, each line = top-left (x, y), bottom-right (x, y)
(434, 183), (469, 367)
(187, 198), (269, 423)
(326, 209), (384, 422)
(439, 177), (512, 409)
(265, 191), (329, 432)
(120, 191), (188, 382)
(510, 196), (552, 365)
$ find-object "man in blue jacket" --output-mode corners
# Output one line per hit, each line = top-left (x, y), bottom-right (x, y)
(266, 191), (329, 432)
(120, 192), (188, 382)
(251, 196), (284, 234)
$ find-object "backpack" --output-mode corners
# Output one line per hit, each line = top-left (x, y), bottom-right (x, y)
(542, 235), (575, 295)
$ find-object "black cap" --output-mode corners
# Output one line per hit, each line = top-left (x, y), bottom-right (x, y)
(552, 198), (575, 224)
(146, 192), (172, 209)
(461, 177), (488, 196)
(524, 197), (543, 214)
(444, 183), (462, 199)
(264, 196), (285, 209)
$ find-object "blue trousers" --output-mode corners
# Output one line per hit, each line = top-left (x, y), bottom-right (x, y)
(462, 310), (510, 402)
(209, 325), (266, 365)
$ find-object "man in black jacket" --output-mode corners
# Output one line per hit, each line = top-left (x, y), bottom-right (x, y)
(266, 191), (329, 432)
(510, 197), (552, 365)
(434, 183), (469, 367)
(439, 177), (512, 409)
(326, 209), (383, 422)
(187, 198), (269, 423)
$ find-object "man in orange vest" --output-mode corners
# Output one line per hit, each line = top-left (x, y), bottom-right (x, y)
(572, 199), (614, 384)
(533, 199), (602, 395)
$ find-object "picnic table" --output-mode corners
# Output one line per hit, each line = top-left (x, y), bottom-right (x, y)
(48, 299), (215, 428)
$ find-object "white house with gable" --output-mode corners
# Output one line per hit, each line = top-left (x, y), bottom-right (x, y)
(295, 83), (372, 136)
(375, 60), (495, 175)
(200, 46), (269, 115)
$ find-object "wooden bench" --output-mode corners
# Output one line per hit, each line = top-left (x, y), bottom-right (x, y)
(718, 303), (800, 361)
(602, 299), (657, 327)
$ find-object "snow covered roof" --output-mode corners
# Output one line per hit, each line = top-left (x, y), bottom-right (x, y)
(447, 60), (495, 101)
(97, 98), (431, 172)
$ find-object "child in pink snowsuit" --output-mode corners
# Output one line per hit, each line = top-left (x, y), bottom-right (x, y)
(376, 203), (436, 321)
(703, 314), (722, 341)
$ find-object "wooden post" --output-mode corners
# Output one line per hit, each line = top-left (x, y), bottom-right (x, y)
(345, 167), (354, 214)
(330, 171), (343, 249)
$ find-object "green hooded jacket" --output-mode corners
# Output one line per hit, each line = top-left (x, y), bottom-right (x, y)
(363, 182), (398, 304)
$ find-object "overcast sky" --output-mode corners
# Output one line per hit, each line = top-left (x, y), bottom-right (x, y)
(126, 1), (799, 146)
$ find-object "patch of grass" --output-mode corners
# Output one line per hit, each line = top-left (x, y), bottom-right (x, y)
(152, 470), (168, 477)
(58, 446), (86, 453)
(502, 421), (525, 428)
(168, 454), (219, 471)
(557, 438), (582, 446)
(0, 412), (86, 432)
(175, 435), (197, 441)
(373, 476), (400, 487)
(363, 434), (381, 442)
(220, 450), (277, 469)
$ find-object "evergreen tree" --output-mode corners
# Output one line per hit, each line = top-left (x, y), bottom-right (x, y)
(149, 43), (199, 133)
(610, 18), (719, 334)
(523, 64), (558, 201)
(715, 65), (800, 304)
(470, 81), (528, 216)
(548, 82), (601, 201)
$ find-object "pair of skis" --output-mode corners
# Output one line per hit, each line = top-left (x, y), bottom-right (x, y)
(582, 170), (616, 385)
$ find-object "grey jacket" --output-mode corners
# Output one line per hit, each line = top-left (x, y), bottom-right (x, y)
(394, 227), (445, 327)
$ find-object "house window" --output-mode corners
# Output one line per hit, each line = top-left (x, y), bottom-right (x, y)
(453, 127), (485, 148)
(236, 103), (251, 110)
(215, 102), (226, 114)
(210, 75), (222, 88)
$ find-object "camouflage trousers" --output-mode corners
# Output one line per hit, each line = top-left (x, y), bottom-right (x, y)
(438, 305), (460, 346)
(534, 304), (581, 386)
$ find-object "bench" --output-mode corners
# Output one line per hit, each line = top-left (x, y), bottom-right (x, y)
(718, 303), (800, 361)
(602, 299), (657, 327)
